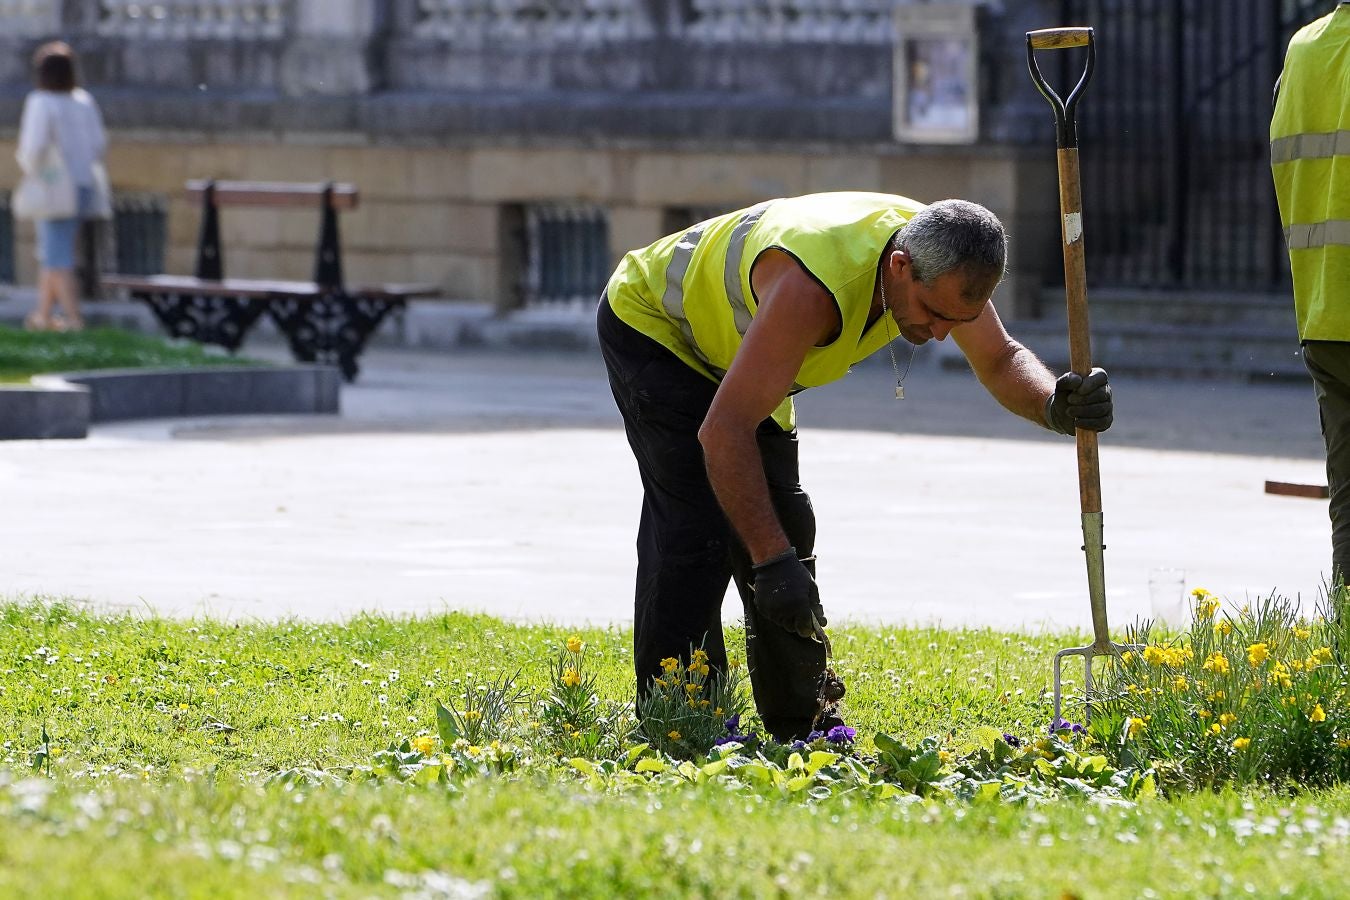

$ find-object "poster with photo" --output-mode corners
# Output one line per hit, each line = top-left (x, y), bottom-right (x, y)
(893, 5), (980, 144)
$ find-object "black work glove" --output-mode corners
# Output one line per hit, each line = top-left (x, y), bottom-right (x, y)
(1045, 367), (1113, 435)
(752, 547), (826, 640)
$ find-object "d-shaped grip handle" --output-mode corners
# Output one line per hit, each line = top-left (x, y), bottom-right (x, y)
(1026, 26), (1096, 149)
(1027, 27), (1092, 50)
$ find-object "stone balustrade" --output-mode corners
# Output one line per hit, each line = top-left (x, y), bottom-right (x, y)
(96, 0), (290, 39)
(681, 0), (894, 44)
(0, 0), (58, 36)
(413, 0), (655, 43)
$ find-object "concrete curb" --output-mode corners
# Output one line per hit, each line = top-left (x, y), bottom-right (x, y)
(2, 365), (340, 440)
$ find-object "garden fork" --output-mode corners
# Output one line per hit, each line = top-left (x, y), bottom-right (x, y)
(1026, 27), (1141, 726)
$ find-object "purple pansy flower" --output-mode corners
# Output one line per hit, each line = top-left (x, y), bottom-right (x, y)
(724, 714), (741, 733)
(1050, 718), (1086, 736)
(806, 730), (825, 742)
(825, 725), (857, 745)
(1002, 733), (1022, 748)
(789, 740), (808, 751)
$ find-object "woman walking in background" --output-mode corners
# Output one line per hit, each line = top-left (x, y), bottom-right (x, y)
(15, 41), (110, 332)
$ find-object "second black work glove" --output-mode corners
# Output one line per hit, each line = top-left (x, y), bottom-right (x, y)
(752, 548), (826, 640)
(1046, 367), (1113, 435)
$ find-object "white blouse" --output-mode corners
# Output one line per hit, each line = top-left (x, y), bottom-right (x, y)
(16, 88), (108, 187)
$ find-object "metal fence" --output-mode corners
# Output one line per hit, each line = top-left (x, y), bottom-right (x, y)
(521, 204), (610, 309)
(1058, 0), (1336, 291)
(109, 192), (167, 276)
(0, 191), (12, 284)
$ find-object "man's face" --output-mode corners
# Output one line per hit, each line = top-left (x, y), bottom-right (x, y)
(894, 264), (990, 345)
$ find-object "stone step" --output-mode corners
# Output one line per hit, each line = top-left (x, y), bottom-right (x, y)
(1035, 287), (1295, 330)
(998, 318), (1306, 381)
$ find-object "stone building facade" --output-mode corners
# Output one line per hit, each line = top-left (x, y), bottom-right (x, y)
(0, 0), (1068, 316)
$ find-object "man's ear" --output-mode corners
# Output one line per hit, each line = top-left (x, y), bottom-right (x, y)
(889, 247), (913, 278)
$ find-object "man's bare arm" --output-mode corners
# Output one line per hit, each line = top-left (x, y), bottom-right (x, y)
(952, 301), (1057, 427)
(698, 249), (837, 562)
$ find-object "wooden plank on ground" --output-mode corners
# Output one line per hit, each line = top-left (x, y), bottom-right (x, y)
(1265, 480), (1330, 499)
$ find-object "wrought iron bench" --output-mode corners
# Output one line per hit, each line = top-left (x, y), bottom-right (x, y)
(101, 180), (440, 380)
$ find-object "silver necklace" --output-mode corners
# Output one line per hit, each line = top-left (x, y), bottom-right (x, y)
(879, 269), (919, 400)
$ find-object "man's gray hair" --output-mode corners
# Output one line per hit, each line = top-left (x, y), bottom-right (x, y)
(889, 199), (1008, 300)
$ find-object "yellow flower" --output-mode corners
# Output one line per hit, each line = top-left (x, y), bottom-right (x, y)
(1208, 690), (1227, 702)
(688, 661), (710, 677)
(1142, 646), (1167, 666)
(714, 707), (724, 717)
(411, 735), (436, 755)
(1195, 595), (1221, 619)
(1197, 709), (1212, 719)
(660, 657), (680, 673)
(1232, 737), (1251, 750)
(685, 683), (701, 695)
(1173, 676), (1188, 691)
(1210, 723), (1222, 735)
(938, 750), (952, 764)
(687, 700), (697, 709)
(1272, 663), (1292, 689)
(1203, 652), (1231, 675)
(561, 667), (581, 688)
(1163, 647), (1192, 667)
(653, 677), (667, 689)
(1121, 650), (1134, 663)
(668, 730), (681, 741)
(728, 656), (742, 670)
(1216, 620), (1233, 636)
(1293, 625), (1312, 641)
(1219, 713), (1237, 727)
(464, 710), (482, 722)
(1314, 647), (1334, 664)
(1284, 696), (1298, 707)
(205, 687), (217, 696)
(699, 699), (710, 708)
(1127, 717), (1148, 737)
(1311, 704), (1328, 723)
(692, 649), (709, 663)
(566, 636), (584, 654)
(1247, 643), (1269, 666)
(1126, 683), (1141, 695)
(1291, 658), (1307, 672)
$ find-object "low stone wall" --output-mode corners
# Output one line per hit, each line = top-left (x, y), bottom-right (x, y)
(0, 365), (340, 440)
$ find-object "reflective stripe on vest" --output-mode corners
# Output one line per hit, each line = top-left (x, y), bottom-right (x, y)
(723, 201), (770, 334)
(661, 201), (772, 380)
(1271, 129), (1350, 164)
(1285, 219), (1350, 250)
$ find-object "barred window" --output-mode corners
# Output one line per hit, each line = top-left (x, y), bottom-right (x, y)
(521, 204), (610, 309)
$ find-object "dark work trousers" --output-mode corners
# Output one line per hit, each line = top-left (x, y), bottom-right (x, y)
(1304, 340), (1350, 587)
(597, 297), (827, 740)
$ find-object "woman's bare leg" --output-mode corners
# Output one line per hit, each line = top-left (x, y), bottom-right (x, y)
(26, 269), (58, 330)
(51, 269), (83, 330)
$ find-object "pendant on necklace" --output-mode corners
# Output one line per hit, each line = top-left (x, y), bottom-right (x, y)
(895, 385), (905, 400)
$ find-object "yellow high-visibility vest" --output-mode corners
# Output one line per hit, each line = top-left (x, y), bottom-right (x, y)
(1272, 4), (1350, 340)
(606, 192), (924, 429)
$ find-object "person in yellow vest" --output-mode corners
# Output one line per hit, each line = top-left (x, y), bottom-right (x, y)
(597, 192), (1113, 740)
(1272, 3), (1350, 587)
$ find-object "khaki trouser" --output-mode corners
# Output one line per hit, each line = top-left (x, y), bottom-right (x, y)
(1304, 340), (1350, 587)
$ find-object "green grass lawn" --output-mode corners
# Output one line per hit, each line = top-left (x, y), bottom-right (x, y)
(2, 600), (1346, 898)
(0, 324), (260, 381)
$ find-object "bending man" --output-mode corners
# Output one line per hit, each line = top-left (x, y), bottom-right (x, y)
(597, 192), (1113, 740)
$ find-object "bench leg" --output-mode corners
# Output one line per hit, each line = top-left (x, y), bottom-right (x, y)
(133, 291), (266, 353)
(268, 291), (402, 381)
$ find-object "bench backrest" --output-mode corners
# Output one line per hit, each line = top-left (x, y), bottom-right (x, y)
(190, 180), (358, 288)
(186, 180), (359, 210)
